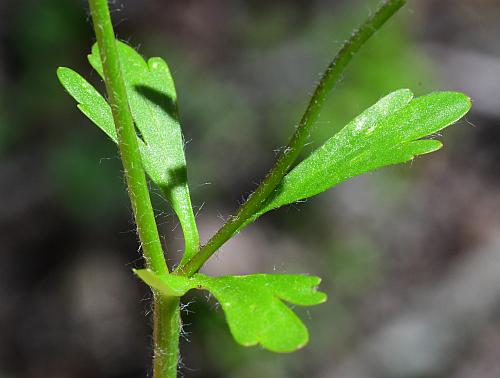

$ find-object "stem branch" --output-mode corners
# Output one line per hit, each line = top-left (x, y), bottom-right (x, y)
(178, 0), (406, 277)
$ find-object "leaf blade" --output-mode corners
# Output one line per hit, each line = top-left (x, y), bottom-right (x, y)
(260, 90), (471, 215)
(92, 42), (200, 262)
(134, 270), (327, 352)
(59, 42), (200, 262)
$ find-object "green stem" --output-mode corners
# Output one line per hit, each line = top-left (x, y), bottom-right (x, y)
(178, 0), (406, 277)
(87, 0), (166, 275)
(87, 0), (179, 377)
(153, 297), (181, 378)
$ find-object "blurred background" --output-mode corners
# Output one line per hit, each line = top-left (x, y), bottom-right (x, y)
(1, 0), (499, 377)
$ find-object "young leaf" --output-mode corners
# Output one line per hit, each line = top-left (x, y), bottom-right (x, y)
(255, 90), (471, 218)
(57, 41), (200, 262)
(135, 269), (327, 352)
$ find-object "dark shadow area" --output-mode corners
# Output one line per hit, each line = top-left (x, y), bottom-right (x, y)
(134, 84), (178, 121)
(157, 165), (189, 198)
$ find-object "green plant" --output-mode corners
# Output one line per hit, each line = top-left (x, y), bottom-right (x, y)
(57, 0), (471, 376)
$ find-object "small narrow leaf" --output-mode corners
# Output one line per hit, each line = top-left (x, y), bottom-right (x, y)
(57, 42), (200, 262)
(57, 67), (116, 142)
(258, 90), (471, 216)
(135, 269), (327, 352)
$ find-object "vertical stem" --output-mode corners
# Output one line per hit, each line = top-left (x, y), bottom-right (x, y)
(153, 297), (181, 378)
(87, 0), (166, 274)
(87, 0), (180, 377)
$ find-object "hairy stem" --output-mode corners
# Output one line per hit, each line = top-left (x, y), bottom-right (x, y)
(178, 0), (406, 277)
(87, 0), (179, 377)
(153, 297), (181, 378)
(87, 0), (166, 274)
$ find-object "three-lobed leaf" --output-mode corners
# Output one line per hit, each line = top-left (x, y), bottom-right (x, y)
(57, 41), (199, 262)
(135, 269), (327, 352)
(251, 89), (471, 220)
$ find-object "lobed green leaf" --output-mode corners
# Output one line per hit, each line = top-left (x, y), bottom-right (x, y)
(57, 41), (200, 262)
(256, 89), (471, 217)
(135, 269), (327, 352)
